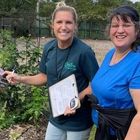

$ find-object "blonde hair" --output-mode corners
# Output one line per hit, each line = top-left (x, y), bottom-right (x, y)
(51, 1), (78, 24)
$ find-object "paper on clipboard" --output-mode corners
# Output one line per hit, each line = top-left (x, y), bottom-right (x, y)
(49, 74), (80, 117)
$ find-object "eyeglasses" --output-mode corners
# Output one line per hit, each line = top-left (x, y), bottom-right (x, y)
(110, 23), (135, 29)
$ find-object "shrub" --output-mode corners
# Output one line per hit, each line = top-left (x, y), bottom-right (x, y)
(0, 29), (49, 129)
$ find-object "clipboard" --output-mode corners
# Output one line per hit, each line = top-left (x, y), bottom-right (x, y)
(48, 74), (80, 117)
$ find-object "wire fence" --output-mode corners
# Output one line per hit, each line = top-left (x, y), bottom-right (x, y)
(0, 16), (108, 40)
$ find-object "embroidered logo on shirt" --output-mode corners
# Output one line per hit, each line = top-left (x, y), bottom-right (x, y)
(64, 62), (76, 71)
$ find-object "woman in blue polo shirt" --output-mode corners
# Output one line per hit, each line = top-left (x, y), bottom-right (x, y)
(91, 6), (140, 140)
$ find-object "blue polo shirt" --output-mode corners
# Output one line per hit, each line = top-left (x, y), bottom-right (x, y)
(91, 48), (140, 126)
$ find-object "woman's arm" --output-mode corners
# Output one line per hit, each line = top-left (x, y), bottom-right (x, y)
(125, 89), (140, 140)
(4, 71), (47, 86)
(64, 85), (92, 116)
(78, 85), (92, 101)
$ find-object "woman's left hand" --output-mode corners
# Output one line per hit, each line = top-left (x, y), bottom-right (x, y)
(64, 106), (76, 116)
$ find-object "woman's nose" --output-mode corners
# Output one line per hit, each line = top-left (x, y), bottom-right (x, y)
(117, 25), (125, 32)
(61, 22), (67, 29)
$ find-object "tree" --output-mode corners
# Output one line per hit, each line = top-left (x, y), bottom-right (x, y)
(0, 0), (37, 17)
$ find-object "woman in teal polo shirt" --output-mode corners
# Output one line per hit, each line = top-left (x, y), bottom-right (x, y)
(4, 1), (99, 140)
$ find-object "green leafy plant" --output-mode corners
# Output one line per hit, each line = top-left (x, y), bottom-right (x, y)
(0, 29), (49, 129)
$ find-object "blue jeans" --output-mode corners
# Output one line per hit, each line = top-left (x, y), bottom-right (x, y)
(45, 122), (91, 140)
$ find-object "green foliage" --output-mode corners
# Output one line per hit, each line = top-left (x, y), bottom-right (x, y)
(89, 126), (96, 140)
(0, 0), (37, 16)
(1, 0), (140, 39)
(0, 30), (49, 129)
(135, 1), (140, 11)
(40, 2), (55, 18)
(0, 30), (17, 69)
(1, 0), (140, 20)
(22, 86), (48, 125)
(39, 0), (139, 21)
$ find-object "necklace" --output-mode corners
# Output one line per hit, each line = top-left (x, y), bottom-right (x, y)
(55, 46), (71, 81)
(110, 49), (131, 65)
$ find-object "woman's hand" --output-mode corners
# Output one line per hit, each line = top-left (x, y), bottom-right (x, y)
(64, 106), (76, 116)
(3, 71), (21, 85)
(79, 86), (92, 101)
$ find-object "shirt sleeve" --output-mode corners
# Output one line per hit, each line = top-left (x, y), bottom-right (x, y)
(39, 39), (56, 74)
(39, 47), (47, 74)
(80, 47), (99, 81)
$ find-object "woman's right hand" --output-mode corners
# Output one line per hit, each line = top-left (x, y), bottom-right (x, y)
(3, 71), (21, 85)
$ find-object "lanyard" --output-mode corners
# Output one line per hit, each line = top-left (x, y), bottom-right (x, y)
(55, 46), (71, 81)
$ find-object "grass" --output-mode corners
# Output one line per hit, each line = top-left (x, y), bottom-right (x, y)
(89, 125), (96, 140)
